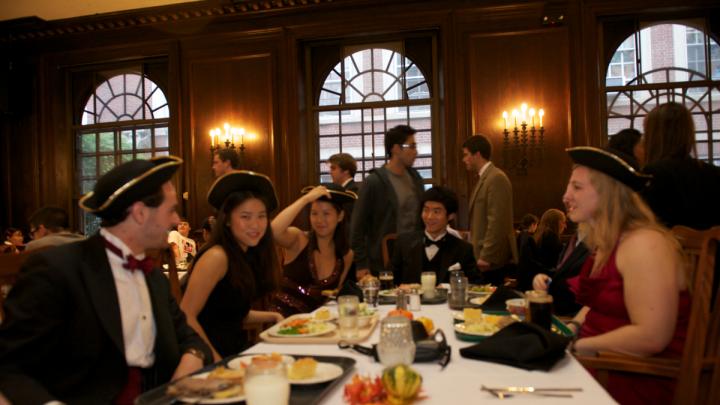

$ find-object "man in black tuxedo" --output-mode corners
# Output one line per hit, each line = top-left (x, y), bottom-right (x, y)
(532, 229), (590, 316)
(0, 156), (211, 404)
(390, 186), (479, 284)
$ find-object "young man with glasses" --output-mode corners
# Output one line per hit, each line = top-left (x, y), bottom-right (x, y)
(351, 125), (425, 279)
(24, 206), (84, 252)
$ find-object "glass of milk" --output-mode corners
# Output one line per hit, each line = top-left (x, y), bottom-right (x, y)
(244, 359), (290, 405)
(421, 271), (437, 298)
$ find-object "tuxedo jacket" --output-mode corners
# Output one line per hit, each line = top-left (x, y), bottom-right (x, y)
(548, 238), (590, 316)
(468, 162), (518, 268)
(0, 234), (210, 404)
(389, 230), (480, 284)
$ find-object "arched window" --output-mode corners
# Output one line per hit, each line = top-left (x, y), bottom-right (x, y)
(316, 45), (433, 183)
(76, 72), (170, 235)
(605, 22), (720, 165)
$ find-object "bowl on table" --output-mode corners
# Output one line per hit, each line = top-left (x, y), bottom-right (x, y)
(505, 298), (527, 318)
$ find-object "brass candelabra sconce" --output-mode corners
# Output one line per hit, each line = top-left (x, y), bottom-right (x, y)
(209, 123), (256, 166)
(501, 103), (545, 175)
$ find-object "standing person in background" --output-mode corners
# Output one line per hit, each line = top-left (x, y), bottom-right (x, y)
(211, 149), (239, 178)
(640, 102), (720, 230)
(25, 206), (84, 252)
(328, 152), (359, 194)
(608, 128), (644, 169)
(351, 125), (425, 279)
(462, 134), (518, 286)
(181, 171), (283, 362)
(0, 156), (210, 404)
(167, 219), (197, 268)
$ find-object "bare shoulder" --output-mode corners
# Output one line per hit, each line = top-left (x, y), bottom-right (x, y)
(620, 228), (672, 251)
(617, 227), (679, 277)
(194, 245), (229, 274)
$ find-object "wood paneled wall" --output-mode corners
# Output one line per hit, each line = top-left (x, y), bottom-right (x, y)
(0, 0), (717, 232)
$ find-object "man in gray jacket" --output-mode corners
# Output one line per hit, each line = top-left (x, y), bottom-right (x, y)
(351, 125), (425, 279)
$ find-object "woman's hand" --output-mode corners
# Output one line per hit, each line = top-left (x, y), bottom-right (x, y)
(532, 274), (551, 291)
(303, 185), (331, 203)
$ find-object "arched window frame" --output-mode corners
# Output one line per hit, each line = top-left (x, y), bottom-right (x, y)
(603, 19), (720, 166)
(311, 40), (437, 184)
(74, 70), (171, 235)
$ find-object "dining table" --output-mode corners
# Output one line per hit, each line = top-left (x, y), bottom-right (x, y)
(243, 300), (618, 404)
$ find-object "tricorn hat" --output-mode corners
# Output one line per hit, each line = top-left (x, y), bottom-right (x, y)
(300, 183), (358, 206)
(566, 146), (652, 191)
(207, 170), (279, 212)
(79, 156), (182, 219)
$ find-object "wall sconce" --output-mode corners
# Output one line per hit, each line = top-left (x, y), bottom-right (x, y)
(501, 103), (545, 175)
(209, 123), (257, 167)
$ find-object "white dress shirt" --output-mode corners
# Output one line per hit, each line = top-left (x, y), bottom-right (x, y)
(100, 228), (156, 368)
(424, 231), (447, 261)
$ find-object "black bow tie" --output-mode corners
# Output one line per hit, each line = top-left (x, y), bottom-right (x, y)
(425, 236), (445, 247)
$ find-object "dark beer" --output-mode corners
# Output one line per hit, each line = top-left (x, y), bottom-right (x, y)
(527, 291), (553, 330)
(379, 271), (394, 290)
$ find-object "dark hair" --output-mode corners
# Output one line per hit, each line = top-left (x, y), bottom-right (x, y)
(307, 199), (350, 260)
(192, 191), (280, 300)
(201, 216), (215, 232)
(4, 227), (21, 241)
(643, 102), (696, 165)
(608, 129), (642, 168)
(100, 187), (166, 227)
(215, 149), (240, 169)
(520, 213), (539, 230)
(421, 186), (459, 215)
(384, 125), (417, 157)
(328, 153), (358, 177)
(462, 134), (492, 160)
(28, 206), (69, 232)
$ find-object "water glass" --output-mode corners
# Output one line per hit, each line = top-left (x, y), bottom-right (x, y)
(449, 275), (468, 310)
(360, 277), (380, 307)
(377, 316), (416, 366)
(338, 295), (359, 339)
(421, 271), (437, 298)
(379, 271), (394, 290)
(244, 359), (290, 405)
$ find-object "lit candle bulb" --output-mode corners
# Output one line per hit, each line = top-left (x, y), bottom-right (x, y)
(529, 108), (536, 127)
(520, 103), (528, 124)
(239, 127), (246, 145)
(209, 129), (215, 147)
(538, 109), (545, 127)
(512, 109), (519, 128)
(502, 111), (508, 130)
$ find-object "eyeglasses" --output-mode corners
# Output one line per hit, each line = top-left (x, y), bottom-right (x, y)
(401, 143), (418, 150)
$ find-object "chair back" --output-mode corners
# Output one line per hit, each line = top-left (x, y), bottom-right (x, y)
(147, 247), (182, 303)
(0, 250), (39, 322)
(381, 233), (398, 271)
(673, 225), (720, 405)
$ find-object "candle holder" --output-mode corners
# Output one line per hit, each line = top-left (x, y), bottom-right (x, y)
(209, 124), (252, 168)
(501, 104), (545, 175)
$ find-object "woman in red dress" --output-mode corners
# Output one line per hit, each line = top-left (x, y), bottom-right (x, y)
(564, 147), (690, 405)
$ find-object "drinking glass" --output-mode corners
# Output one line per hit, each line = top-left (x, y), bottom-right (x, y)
(244, 359), (290, 405)
(449, 275), (468, 310)
(360, 277), (380, 307)
(526, 290), (553, 330)
(338, 295), (359, 339)
(377, 316), (416, 366)
(379, 271), (395, 290)
(421, 271), (437, 298)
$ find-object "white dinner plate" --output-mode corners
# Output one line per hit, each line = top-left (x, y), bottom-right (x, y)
(288, 362), (344, 385)
(469, 296), (491, 306)
(378, 289), (397, 297)
(310, 307), (338, 321)
(268, 321), (337, 338)
(177, 372), (245, 404)
(227, 354), (296, 370)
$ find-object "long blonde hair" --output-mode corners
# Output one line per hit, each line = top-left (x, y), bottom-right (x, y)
(580, 167), (679, 272)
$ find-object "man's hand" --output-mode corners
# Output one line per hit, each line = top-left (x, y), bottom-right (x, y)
(476, 258), (491, 271)
(533, 274), (551, 291)
(356, 268), (370, 280)
(171, 353), (205, 381)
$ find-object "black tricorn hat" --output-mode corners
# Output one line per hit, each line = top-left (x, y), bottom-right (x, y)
(207, 170), (279, 212)
(79, 156), (182, 219)
(300, 183), (358, 206)
(567, 146), (652, 191)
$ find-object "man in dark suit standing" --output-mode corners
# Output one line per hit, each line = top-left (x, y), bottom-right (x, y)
(328, 152), (359, 224)
(390, 186), (479, 284)
(0, 156), (211, 404)
(462, 134), (518, 286)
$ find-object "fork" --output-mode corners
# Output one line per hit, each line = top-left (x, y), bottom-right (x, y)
(481, 385), (575, 399)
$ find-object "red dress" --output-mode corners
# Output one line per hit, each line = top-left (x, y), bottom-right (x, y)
(574, 246), (691, 405)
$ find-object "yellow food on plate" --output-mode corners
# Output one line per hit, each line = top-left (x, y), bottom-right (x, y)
(416, 316), (434, 334)
(314, 308), (331, 320)
(212, 384), (244, 399)
(208, 366), (245, 385)
(463, 308), (483, 324)
(463, 322), (500, 335)
(288, 357), (318, 380)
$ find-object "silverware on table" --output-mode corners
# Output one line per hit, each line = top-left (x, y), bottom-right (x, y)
(481, 385), (582, 399)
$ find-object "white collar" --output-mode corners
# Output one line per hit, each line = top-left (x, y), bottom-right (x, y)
(478, 161), (491, 178)
(100, 228), (146, 260)
(424, 230), (447, 242)
(341, 178), (353, 188)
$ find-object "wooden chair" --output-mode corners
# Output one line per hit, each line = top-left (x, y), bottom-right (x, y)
(0, 250), (40, 322)
(574, 225), (720, 405)
(381, 233), (398, 271)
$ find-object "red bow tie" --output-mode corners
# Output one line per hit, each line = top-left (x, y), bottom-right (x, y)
(103, 237), (154, 276)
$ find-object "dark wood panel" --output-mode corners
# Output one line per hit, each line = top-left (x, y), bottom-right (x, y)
(465, 27), (573, 222)
(186, 52), (277, 225)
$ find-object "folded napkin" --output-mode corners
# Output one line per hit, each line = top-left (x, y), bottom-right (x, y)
(459, 322), (571, 371)
(479, 287), (523, 312)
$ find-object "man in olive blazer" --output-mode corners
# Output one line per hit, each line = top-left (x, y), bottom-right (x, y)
(462, 135), (518, 285)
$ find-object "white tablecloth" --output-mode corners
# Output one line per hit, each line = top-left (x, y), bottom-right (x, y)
(243, 303), (617, 404)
